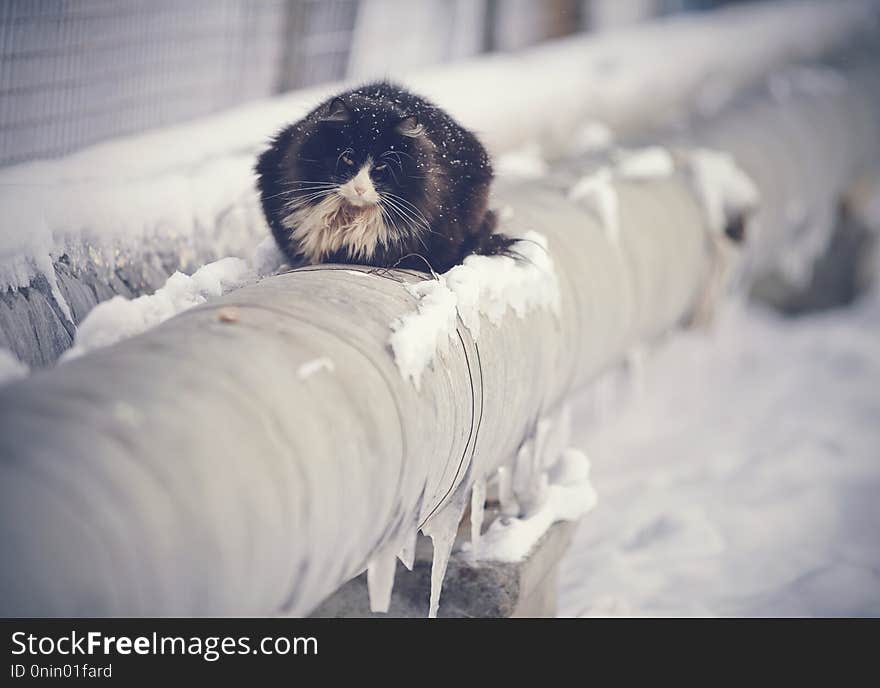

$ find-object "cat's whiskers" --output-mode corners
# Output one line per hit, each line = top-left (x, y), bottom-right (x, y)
(283, 188), (337, 210)
(381, 194), (431, 236)
(383, 191), (431, 226)
(380, 197), (422, 235)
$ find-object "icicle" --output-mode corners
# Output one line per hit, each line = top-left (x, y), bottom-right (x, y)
(421, 491), (467, 619)
(470, 478), (486, 556)
(366, 540), (399, 614)
(396, 528), (417, 571)
(533, 417), (553, 471)
(569, 167), (620, 244)
(498, 465), (519, 517)
(34, 252), (73, 324)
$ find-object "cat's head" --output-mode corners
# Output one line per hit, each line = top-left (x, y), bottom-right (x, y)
(292, 92), (436, 212)
(257, 87), (443, 264)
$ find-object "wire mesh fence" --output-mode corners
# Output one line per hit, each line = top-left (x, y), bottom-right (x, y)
(0, 0), (592, 167)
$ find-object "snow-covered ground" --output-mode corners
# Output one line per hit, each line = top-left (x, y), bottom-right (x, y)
(559, 293), (880, 617)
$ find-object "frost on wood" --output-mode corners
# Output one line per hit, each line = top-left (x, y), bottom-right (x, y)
(686, 148), (759, 236)
(0, 348), (28, 386)
(296, 357), (335, 380)
(62, 257), (252, 361)
(390, 231), (559, 386)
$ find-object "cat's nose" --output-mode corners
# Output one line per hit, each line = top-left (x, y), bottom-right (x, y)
(354, 183), (367, 195)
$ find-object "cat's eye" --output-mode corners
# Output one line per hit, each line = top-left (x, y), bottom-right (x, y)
(341, 155), (354, 166)
(374, 163), (387, 171)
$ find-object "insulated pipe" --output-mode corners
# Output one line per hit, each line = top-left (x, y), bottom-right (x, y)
(0, 178), (712, 616)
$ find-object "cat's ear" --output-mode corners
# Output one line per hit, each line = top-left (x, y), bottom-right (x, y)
(321, 97), (351, 123)
(396, 115), (424, 138)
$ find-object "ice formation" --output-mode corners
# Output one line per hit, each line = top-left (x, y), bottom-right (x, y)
(469, 478), (487, 555)
(686, 148), (759, 236)
(366, 538), (401, 614)
(457, 404), (598, 565)
(396, 528), (418, 571)
(477, 449), (597, 563)
(421, 488), (469, 618)
(389, 230), (559, 386)
(296, 357), (335, 380)
(0, 348), (28, 386)
(62, 257), (252, 361)
(569, 167), (620, 243)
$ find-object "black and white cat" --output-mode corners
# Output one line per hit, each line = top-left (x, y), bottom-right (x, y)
(256, 82), (514, 273)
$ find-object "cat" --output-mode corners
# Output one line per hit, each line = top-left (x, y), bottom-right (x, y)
(255, 81), (515, 274)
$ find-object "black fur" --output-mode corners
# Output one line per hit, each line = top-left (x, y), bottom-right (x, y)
(255, 81), (514, 273)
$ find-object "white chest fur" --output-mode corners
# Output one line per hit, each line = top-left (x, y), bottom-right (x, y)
(282, 193), (390, 263)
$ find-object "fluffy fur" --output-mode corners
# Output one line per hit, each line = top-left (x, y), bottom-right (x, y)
(256, 81), (514, 273)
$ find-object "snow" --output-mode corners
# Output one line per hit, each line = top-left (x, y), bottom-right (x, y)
(476, 449), (598, 563)
(444, 231), (560, 339)
(614, 146), (675, 180)
(390, 231), (559, 387)
(463, 402), (597, 564)
(297, 357), (335, 380)
(0, 348), (29, 385)
(559, 294), (880, 617)
(388, 277), (458, 390)
(567, 146), (677, 243)
(494, 143), (549, 179)
(62, 257), (252, 361)
(251, 236), (288, 278)
(569, 167), (619, 243)
(686, 148), (759, 236)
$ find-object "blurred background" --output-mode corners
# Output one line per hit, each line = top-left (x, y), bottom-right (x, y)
(0, 0), (752, 167)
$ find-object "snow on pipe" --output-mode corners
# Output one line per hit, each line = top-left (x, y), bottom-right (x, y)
(0, 173), (716, 617)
